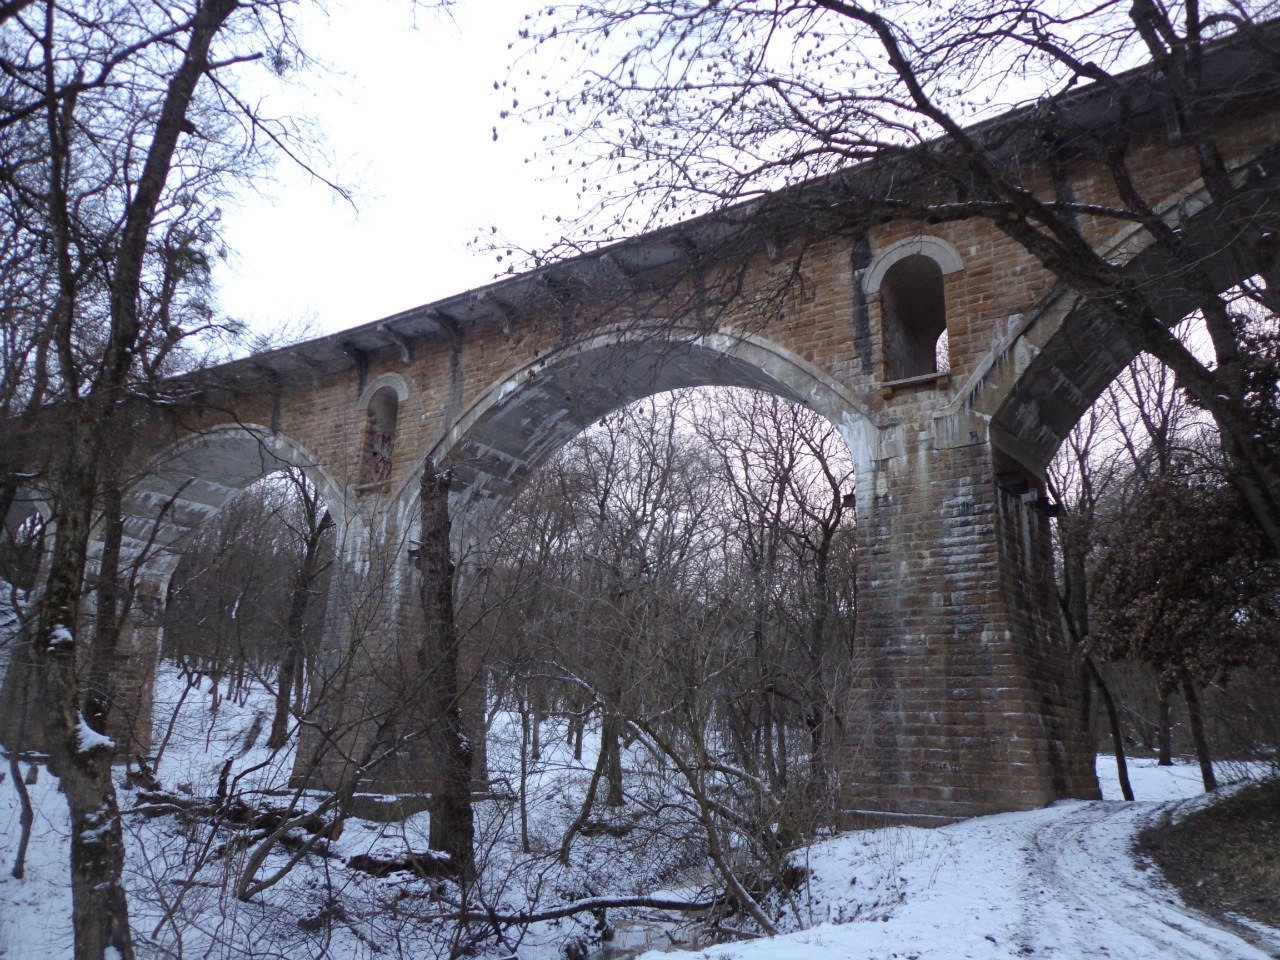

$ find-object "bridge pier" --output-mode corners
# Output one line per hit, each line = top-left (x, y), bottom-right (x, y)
(844, 402), (1097, 823)
(95, 584), (164, 757)
(293, 522), (487, 800)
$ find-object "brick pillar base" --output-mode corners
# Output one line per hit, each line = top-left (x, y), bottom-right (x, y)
(296, 543), (487, 797)
(841, 428), (1098, 823)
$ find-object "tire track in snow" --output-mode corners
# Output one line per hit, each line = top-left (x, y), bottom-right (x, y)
(1015, 800), (1280, 960)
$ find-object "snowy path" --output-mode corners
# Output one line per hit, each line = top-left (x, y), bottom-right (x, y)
(647, 761), (1280, 960)
(1014, 799), (1277, 960)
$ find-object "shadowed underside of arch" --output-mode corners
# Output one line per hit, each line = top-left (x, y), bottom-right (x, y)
(419, 327), (871, 528)
(1, 428), (343, 758)
(120, 426), (346, 577)
(987, 157), (1280, 472)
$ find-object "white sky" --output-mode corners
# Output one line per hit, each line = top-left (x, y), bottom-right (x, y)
(213, 0), (572, 339)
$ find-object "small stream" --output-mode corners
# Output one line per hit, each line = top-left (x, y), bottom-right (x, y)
(596, 916), (716, 960)
(598, 918), (689, 959)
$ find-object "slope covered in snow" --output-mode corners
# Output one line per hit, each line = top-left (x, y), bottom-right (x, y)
(0, 657), (1276, 960)
(650, 761), (1279, 960)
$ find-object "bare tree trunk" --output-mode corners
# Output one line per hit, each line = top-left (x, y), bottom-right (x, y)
(805, 704), (826, 788)
(773, 697), (789, 788)
(82, 463), (129, 740)
(530, 689), (542, 762)
(291, 647), (306, 718)
(417, 463), (474, 879)
(268, 506), (331, 751)
(152, 672), (197, 773)
(8, 716), (32, 880)
(568, 702), (584, 761)
(518, 691), (531, 854)
(560, 723), (612, 866)
(760, 693), (777, 787)
(33, 419), (134, 960)
(1182, 678), (1218, 792)
(1085, 657), (1134, 801)
(267, 643), (297, 751)
(1158, 689), (1174, 766)
(599, 713), (624, 807)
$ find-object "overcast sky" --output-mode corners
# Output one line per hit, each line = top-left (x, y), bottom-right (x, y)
(213, 0), (572, 340)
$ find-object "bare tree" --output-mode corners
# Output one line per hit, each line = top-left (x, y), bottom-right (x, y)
(466, 386), (858, 933)
(1049, 321), (1278, 794)
(267, 469), (335, 750)
(695, 390), (856, 798)
(1091, 457), (1276, 790)
(1049, 404), (1135, 798)
(418, 462), (477, 880)
(0, 4), (344, 956)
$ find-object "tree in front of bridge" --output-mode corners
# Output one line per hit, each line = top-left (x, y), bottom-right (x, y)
(0, 3), (335, 957)
(1090, 455), (1280, 790)
(1048, 343), (1207, 796)
(156, 467), (335, 754)
(466, 386), (859, 930)
(1049, 312), (1280, 791)
(517, 0), (1280, 557)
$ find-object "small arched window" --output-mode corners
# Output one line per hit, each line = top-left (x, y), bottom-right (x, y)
(862, 235), (964, 386)
(880, 254), (949, 380)
(361, 386), (399, 484)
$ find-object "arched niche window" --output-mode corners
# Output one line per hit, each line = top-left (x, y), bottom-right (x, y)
(882, 254), (947, 379)
(358, 376), (407, 485)
(862, 236), (964, 384)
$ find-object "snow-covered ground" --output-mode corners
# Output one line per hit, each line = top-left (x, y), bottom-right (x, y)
(658, 758), (1280, 960)
(0, 657), (1276, 960)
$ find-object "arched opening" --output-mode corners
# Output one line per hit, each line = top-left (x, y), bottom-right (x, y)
(110, 428), (346, 756)
(0, 426), (349, 770)
(361, 385), (399, 485)
(984, 161), (1280, 475)
(978, 160), (1280, 795)
(1042, 283), (1280, 799)
(156, 467), (337, 779)
(386, 329), (872, 884)
(880, 253), (949, 380)
(422, 327), (872, 529)
(460, 382), (861, 881)
(119, 427), (346, 576)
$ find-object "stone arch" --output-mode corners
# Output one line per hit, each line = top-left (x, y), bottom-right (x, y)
(111, 425), (354, 755)
(863, 236), (965, 382)
(1, 428), (352, 758)
(979, 157), (1280, 474)
(352, 324), (872, 799)
(358, 372), (410, 408)
(122, 424), (352, 578)
(862, 235), (966, 292)
(393, 325), (876, 533)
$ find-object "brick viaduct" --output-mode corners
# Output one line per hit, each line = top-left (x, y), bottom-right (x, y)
(6, 36), (1280, 823)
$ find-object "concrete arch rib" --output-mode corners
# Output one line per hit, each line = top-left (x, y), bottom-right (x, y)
(121, 424), (351, 577)
(862, 234), (965, 293)
(394, 325), (873, 529)
(968, 152), (1280, 474)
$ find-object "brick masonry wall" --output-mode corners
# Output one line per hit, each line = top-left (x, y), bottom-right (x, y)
(16, 101), (1274, 819)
